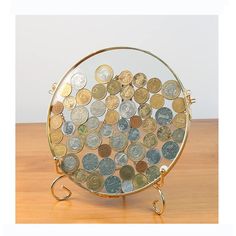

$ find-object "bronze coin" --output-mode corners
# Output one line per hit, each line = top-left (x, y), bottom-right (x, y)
(51, 101), (64, 114)
(76, 88), (92, 105)
(50, 114), (64, 130)
(91, 83), (107, 100)
(150, 94), (165, 109)
(147, 78), (162, 93)
(98, 144), (112, 157)
(50, 129), (64, 144)
(136, 161), (148, 173)
(118, 70), (133, 85)
(107, 79), (122, 95)
(130, 115), (142, 128)
(172, 97), (186, 113)
(172, 113), (186, 128)
(119, 165), (135, 180)
(133, 73), (147, 88)
(105, 110), (119, 125)
(120, 85), (134, 100)
(134, 88), (149, 104)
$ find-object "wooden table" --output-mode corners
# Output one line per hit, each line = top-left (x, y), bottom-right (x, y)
(16, 120), (218, 223)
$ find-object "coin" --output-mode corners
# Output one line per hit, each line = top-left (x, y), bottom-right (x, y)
(114, 152), (128, 167)
(105, 95), (120, 110)
(86, 116), (100, 130)
(157, 126), (171, 142)
(133, 174), (148, 189)
(86, 172), (104, 191)
(67, 136), (84, 152)
(146, 165), (160, 182)
(91, 83), (107, 100)
(85, 132), (101, 149)
(51, 101), (64, 114)
(53, 143), (67, 158)
(61, 121), (76, 136)
(77, 124), (88, 136)
(60, 83), (72, 97)
(100, 124), (113, 138)
(127, 142), (146, 161)
(118, 70), (133, 85)
(147, 78), (162, 93)
(71, 71), (87, 90)
(98, 144), (112, 157)
(71, 106), (89, 126)
(119, 100), (137, 119)
(138, 103), (152, 119)
(143, 133), (158, 148)
(73, 169), (88, 183)
(117, 117), (130, 132)
(63, 96), (76, 110)
(162, 80), (181, 100)
(142, 117), (157, 133)
(120, 85), (134, 100)
(61, 153), (79, 174)
(150, 94), (165, 109)
(172, 97), (186, 113)
(162, 141), (179, 160)
(109, 132), (128, 151)
(135, 160), (148, 173)
(172, 128), (185, 143)
(146, 148), (161, 164)
(82, 153), (99, 171)
(155, 107), (173, 126)
(76, 88), (92, 105)
(95, 64), (114, 84)
(133, 73), (147, 88)
(105, 110), (119, 125)
(50, 129), (63, 144)
(134, 88), (149, 104)
(107, 79), (122, 95)
(172, 113), (186, 128)
(128, 128), (140, 142)
(99, 157), (116, 176)
(50, 114), (64, 129)
(121, 180), (134, 193)
(104, 175), (121, 193)
(130, 115), (142, 128)
(90, 100), (106, 117)
(119, 165), (135, 180)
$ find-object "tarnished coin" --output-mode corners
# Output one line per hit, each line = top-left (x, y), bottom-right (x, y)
(105, 95), (120, 110)
(138, 103), (152, 119)
(150, 94), (165, 109)
(61, 121), (75, 136)
(119, 100), (137, 119)
(127, 142), (146, 161)
(67, 136), (84, 153)
(50, 129), (63, 144)
(105, 110), (119, 125)
(114, 152), (128, 167)
(51, 101), (64, 114)
(133, 174), (148, 189)
(76, 88), (92, 105)
(71, 71), (87, 90)
(146, 148), (161, 164)
(50, 114), (63, 130)
(86, 172), (104, 191)
(90, 100), (106, 117)
(135, 160), (148, 173)
(86, 116), (100, 130)
(130, 115), (142, 128)
(85, 132), (101, 149)
(155, 107), (173, 126)
(121, 180), (134, 193)
(109, 132), (128, 151)
(172, 97), (186, 113)
(117, 118), (130, 132)
(162, 80), (181, 100)
(128, 128), (140, 142)
(142, 117), (157, 133)
(82, 153), (99, 171)
(95, 64), (114, 84)
(146, 165), (161, 182)
(71, 106), (89, 126)
(100, 124), (113, 138)
(99, 157), (116, 176)
(119, 165), (135, 180)
(73, 169), (88, 184)
(53, 143), (67, 158)
(133, 73), (147, 88)
(60, 83), (72, 97)
(134, 88), (149, 104)
(98, 144), (112, 157)
(104, 175), (121, 193)
(77, 124), (88, 136)
(162, 141), (179, 160)
(120, 85), (134, 100)
(147, 78), (162, 93)
(172, 128), (185, 143)
(118, 70), (133, 85)
(107, 79), (122, 95)
(143, 133), (158, 148)
(91, 83), (107, 100)
(63, 96), (76, 110)
(157, 126), (172, 142)
(172, 113), (186, 128)
(61, 153), (79, 174)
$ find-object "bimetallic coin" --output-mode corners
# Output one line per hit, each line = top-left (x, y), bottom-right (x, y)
(105, 110), (119, 125)
(67, 136), (84, 153)
(150, 94), (165, 109)
(172, 128), (185, 143)
(109, 133), (128, 151)
(71, 71), (87, 90)
(119, 100), (137, 119)
(53, 143), (67, 158)
(50, 114), (63, 130)
(155, 107), (173, 126)
(86, 172), (104, 191)
(142, 117), (157, 133)
(147, 78), (162, 93)
(61, 121), (75, 136)
(95, 64), (114, 84)
(127, 142), (146, 162)
(134, 88), (149, 104)
(100, 124), (113, 138)
(162, 80), (181, 100)
(82, 153), (99, 171)
(143, 133), (158, 148)
(107, 79), (121, 95)
(172, 113), (186, 128)
(98, 144), (112, 157)
(71, 106), (89, 126)
(114, 152), (128, 167)
(105, 95), (120, 110)
(146, 165), (161, 182)
(50, 129), (63, 144)
(73, 169), (88, 184)
(130, 115), (142, 128)
(128, 128), (140, 142)
(60, 83), (72, 97)
(121, 180), (134, 193)
(76, 88), (92, 105)
(51, 101), (64, 114)
(119, 165), (135, 180)
(104, 175), (121, 193)
(86, 116), (100, 130)
(120, 85), (134, 100)
(162, 141), (179, 160)
(133, 73), (147, 88)
(118, 70), (133, 85)
(146, 148), (161, 164)
(136, 160), (148, 173)
(133, 174), (148, 189)
(157, 126), (172, 142)
(117, 118), (130, 132)
(91, 83), (107, 100)
(77, 124), (88, 136)
(85, 132), (101, 149)
(172, 97), (186, 113)
(138, 103), (152, 119)
(61, 153), (79, 174)
(63, 96), (76, 110)
(99, 157), (116, 176)
(90, 100), (106, 117)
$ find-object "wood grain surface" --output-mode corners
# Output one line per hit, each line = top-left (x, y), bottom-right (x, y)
(16, 119), (218, 223)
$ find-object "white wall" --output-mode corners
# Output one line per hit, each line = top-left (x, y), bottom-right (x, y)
(16, 15), (218, 123)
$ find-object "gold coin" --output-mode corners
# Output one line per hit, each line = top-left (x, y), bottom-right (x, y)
(105, 95), (120, 110)
(120, 85), (134, 100)
(50, 129), (64, 144)
(76, 88), (92, 105)
(162, 80), (181, 100)
(50, 114), (63, 129)
(172, 97), (186, 113)
(91, 84), (107, 100)
(107, 79), (121, 95)
(60, 83), (72, 97)
(150, 94), (165, 109)
(172, 113), (186, 128)
(142, 117), (157, 133)
(53, 143), (67, 158)
(95, 64), (114, 84)
(147, 78), (162, 93)
(105, 110), (119, 125)
(143, 133), (158, 148)
(118, 70), (133, 85)
(133, 73), (147, 88)
(63, 96), (76, 110)
(51, 101), (64, 115)
(134, 88), (149, 104)
(138, 103), (152, 119)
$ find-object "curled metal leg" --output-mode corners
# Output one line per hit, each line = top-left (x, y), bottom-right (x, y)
(152, 185), (165, 215)
(51, 175), (72, 201)
(54, 158), (63, 174)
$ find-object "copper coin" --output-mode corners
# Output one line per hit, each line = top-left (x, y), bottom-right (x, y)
(51, 101), (64, 114)
(134, 88), (149, 104)
(98, 144), (112, 157)
(147, 78), (162, 93)
(133, 73), (147, 88)
(136, 161), (148, 173)
(118, 70), (133, 85)
(76, 88), (92, 105)
(130, 115), (142, 128)
(107, 79), (122, 95)
(172, 97), (186, 113)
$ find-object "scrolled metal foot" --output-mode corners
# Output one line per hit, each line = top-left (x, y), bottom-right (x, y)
(152, 185), (165, 215)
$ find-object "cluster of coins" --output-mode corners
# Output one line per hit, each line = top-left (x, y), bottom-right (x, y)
(49, 64), (187, 195)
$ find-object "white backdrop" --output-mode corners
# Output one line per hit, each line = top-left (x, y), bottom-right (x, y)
(16, 15), (218, 123)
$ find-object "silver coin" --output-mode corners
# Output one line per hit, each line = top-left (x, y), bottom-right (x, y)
(82, 153), (99, 171)
(162, 141), (179, 160)
(86, 132), (101, 149)
(172, 128), (185, 143)
(128, 128), (140, 142)
(71, 106), (89, 126)
(127, 142), (146, 161)
(90, 100), (106, 117)
(71, 71), (87, 90)
(146, 165), (161, 182)
(119, 100), (137, 119)
(155, 107), (173, 126)
(162, 80), (181, 99)
(109, 132), (128, 151)
(98, 157), (116, 176)
(146, 148), (161, 164)
(121, 180), (134, 193)
(86, 116), (100, 130)
(61, 121), (75, 136)
(100, 124), (113, 138)
(95, 64), (114, 84)
(67, 136), (84, 152)
(117, 118), (130, 132)
(104, 175), (121, 193)
(61, 154), (79, 174)
(114, 152), (128, 167)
